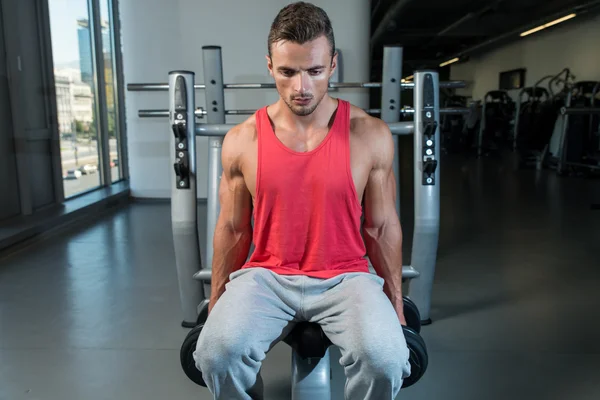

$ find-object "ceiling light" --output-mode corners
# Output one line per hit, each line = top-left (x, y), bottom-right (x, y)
(520, 13), (576, 37)
(439, 57), (460, 67)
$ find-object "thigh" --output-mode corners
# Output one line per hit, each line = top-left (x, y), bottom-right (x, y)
(307, 273), (409, 365)
(197, 268), (300, 357)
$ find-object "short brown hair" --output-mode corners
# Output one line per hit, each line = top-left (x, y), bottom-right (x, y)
(268, 2), (335, 59)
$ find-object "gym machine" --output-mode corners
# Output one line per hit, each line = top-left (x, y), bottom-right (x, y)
(476, 90), (515, 157)
(512, 74), (559, 169)
(128, 45), (455, 397)
(556, 81), (600, 175)
(173, 68), (438, 397)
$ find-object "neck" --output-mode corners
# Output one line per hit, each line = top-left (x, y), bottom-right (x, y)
(278, 95), (337, 132)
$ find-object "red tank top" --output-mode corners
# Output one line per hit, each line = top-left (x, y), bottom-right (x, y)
(241, 99), (370, 278)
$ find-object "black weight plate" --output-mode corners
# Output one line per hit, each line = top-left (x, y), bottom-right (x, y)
(402, 296), (421, 333)
(180, 324), (207, 387)
(402, 325), (428, 388)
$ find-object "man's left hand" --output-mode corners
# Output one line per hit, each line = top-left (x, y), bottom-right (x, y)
(393, 299), (407, 326)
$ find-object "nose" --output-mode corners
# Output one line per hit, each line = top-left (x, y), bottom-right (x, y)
(293, 71), (309, 94)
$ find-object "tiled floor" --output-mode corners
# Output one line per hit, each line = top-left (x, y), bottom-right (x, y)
(1, 155), (599, 400)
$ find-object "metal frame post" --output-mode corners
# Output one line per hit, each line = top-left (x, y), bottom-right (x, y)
(202, 46), (227, 297)
(291, 349), (332, 400)
(381, 46), (403, 217)
(557, 90), (573, 174)
(169, 71), (204, 327)
(88, 0), (112, 187)
(513, 91), (523, 150)
(409, 70), (441, 324)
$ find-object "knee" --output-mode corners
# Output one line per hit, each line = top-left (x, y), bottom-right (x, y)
(193, 327), (246, 376)
(355, 339), (411, 382)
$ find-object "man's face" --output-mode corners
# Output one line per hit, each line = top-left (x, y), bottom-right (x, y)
(267, 35), (337, 116)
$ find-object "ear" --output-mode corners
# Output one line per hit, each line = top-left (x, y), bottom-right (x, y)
(266, 55), (274, 77)
(329, 51), (338, 77)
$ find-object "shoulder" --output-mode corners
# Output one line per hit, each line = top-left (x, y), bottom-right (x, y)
(221, 114), (258, 172)
(348, 103), (392, 140)
(224, 114), (258, 146)
(347, 103), (394, 167)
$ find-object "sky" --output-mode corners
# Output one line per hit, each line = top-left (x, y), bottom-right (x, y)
(49, 0), (110, 65)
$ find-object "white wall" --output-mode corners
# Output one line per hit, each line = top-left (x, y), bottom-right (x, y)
(450, 13), (600, 101)
(120, 0), (371, 199)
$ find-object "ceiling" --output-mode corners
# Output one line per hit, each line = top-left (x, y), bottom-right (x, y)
(369, 0), (600, 76)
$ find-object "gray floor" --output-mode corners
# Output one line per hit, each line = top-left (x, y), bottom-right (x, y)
(1, 155), (600, 400)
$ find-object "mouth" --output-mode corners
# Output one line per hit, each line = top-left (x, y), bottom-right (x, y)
(292, 98), (312, 105)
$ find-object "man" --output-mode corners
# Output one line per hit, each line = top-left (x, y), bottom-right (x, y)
(194, 2), (411, 399)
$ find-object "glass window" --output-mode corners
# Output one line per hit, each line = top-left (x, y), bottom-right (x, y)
(49, 0), (101, 198)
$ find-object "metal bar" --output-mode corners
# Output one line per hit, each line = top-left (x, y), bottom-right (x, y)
(440, 81), (467, 89)
(389, 122), (414, 135)
(139, 107), (467, 118)
(225, 109), (255, 115)
(557, 91), (573, 174)
(560, 107), (600, 115)
(400, 107), (468, 115)
(196, 264), (419, 283)
(408, 70), (441, 324)
(195, 124), (235, 136)
(224, 83), (273, 89)
(440, 107), (469, 114)
(169, 71), (204, 327)
(203, 46), (226, 293)
(127, 82), (382, 91)
(513, 94), (522, 150)
(127, 83), (207, 91)
(381, 46), (403, 218)
(195, 123), (412, 137)
(329, 82), (381, 88)
(110, 0), (129, 181)
(139, 108), (206, 118)
(401, 81), (466, 89)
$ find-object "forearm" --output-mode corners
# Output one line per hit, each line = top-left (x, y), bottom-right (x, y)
(210, 222), (253, 301)
(362, 217), (403, 302)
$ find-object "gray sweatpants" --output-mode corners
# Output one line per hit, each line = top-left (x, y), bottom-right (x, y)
(194, 267), (411, 399)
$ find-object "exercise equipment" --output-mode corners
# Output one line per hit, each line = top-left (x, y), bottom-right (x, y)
(440, 95), (469, 154)
(513, 74), (559, 169)
(477, 90), (514, 157)
(128, 45), (454, 397)
(556, 81), (600, 175)
(545, 69), (576, 168)
(128, 45), (448, 325)
(402, 295), (422, 333)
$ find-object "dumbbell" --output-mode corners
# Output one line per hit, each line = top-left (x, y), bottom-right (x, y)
(180, 301), (210, 387)
(402, 295), (421, 333)
(401, 296), (428, 388)
(180, 323), (208, 387)
(401, 324), (428, 388)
